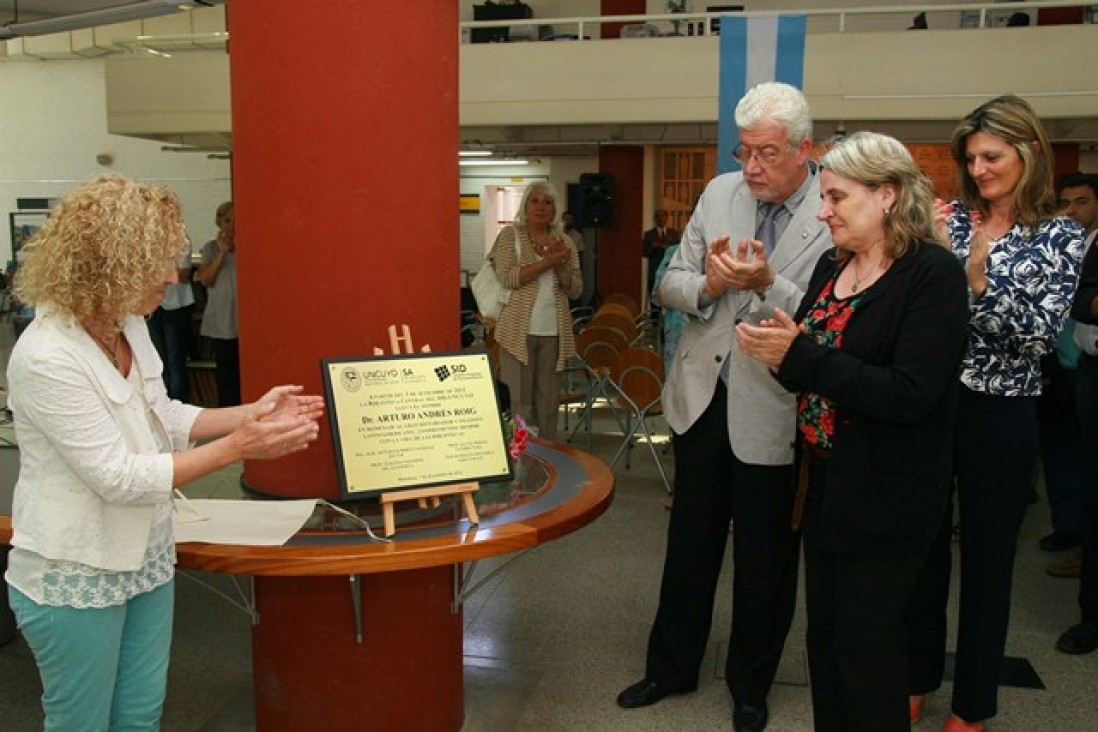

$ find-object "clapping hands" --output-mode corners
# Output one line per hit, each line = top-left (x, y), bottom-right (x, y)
(230, 386), (324, 461)
(734, 308), (802, 370)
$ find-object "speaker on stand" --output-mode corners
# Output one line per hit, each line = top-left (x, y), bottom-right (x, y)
(578, 173), (614, 307)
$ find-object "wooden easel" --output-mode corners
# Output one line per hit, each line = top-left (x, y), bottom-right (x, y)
(378, 482), (481, 538)
(371, 324), (481, 538)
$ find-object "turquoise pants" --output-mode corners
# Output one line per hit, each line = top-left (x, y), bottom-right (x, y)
(9, 581), (174, 731)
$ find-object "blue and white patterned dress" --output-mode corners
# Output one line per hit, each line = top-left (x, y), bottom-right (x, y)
(948, 200), (1085, 396)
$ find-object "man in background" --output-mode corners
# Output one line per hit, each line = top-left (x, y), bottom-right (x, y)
(642, 209), (680, 301)
(1055, 173), (1098, 656)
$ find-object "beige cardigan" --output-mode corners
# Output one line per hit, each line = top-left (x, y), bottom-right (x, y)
(492, 224), (582, 369)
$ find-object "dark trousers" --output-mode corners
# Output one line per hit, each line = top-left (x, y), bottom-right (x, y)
(0, 547), (15, 646)
(804, 458), (924, 732)
(909, 387), (1037, 722)
(1037, 361), (1084, 536)
(645, 382), (800, 704)
(210, 337), (241, 407)
(146, 305), (192, 402)
(1076, 355), (1098, 624)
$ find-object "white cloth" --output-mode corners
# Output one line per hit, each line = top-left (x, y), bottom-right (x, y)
(529, 268), (558, 335)
(8, 362), (177, 608)
(5, 309), (201, 572)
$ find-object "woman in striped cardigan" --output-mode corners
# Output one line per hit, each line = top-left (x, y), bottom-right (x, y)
(492, 182), (582, 440)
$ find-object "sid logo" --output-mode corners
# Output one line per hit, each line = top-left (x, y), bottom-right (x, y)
(434, 365), (451, 382)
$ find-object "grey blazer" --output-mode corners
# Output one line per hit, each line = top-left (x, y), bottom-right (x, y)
(659, 169), (832, 466)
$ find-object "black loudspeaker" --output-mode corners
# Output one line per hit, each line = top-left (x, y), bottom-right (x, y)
(578, 173), (614, 228)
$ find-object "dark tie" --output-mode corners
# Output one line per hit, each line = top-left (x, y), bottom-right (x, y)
(756, 204), (779, 256)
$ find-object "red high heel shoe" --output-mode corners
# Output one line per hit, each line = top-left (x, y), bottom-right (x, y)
(943, 714), (985, 732)
(909, 695), (926, 724)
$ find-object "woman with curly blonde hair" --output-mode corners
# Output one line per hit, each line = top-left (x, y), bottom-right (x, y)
(6, 174), (325, 730)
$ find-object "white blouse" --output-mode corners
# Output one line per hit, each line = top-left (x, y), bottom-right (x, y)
(5, 310), (201, 593)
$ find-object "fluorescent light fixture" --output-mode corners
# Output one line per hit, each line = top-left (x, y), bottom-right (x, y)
(460, 159), (530, 167)
(0, 1), (210, 40)
(459, 150), (492, 157)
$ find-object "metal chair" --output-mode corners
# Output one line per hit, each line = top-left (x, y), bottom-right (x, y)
(607, 347), (671, 494)
(565, 326), (629, 445)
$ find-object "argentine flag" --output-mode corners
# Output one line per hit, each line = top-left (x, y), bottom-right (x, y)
(718, 15), (807, 174)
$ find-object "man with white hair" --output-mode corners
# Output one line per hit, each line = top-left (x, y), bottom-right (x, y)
(617, 82), (832, 732)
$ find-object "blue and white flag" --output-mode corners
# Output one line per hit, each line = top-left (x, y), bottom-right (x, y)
(718, 15), (807, 174)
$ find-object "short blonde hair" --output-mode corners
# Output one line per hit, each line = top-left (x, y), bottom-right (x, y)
(512, 181), (561, 234)
(14, 174), (186, 325)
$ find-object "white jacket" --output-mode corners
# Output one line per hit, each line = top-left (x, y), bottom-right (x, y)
(7, 309), (201, 571)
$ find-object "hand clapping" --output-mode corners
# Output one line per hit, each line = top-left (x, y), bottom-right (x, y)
(704, 236), (775, 300)
(230, 385), (324, 460)
(734, 308), (802, 370)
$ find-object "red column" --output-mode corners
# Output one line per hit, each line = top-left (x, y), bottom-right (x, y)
(601, 0), (646, 39)
(226, 1), (459, 500)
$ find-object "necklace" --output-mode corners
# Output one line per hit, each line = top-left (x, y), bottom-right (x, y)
(850, 256), (884, 293)
(88, 329), (123, 369)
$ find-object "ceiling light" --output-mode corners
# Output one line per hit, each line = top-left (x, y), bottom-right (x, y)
(459, 150), (492, 157)
(459, 159), (530, 167)
(0, 0), (212, 40)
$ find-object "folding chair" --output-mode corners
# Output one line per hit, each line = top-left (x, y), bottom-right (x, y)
(603, 293), (641, 318)
(565, 326), (629, 446)
(607, 347), (672, 494)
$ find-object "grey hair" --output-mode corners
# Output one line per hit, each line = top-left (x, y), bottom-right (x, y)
(512, 180), (561, 233)
(734, 82), (813, 144)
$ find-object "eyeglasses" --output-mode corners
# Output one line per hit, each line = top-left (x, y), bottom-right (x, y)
(732, 144), (794, 167)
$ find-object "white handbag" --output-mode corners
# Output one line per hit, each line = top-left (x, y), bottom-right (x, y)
(471, 233), (520, 320)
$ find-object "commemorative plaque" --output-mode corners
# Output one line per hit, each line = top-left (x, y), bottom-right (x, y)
(322, 350), (511, 500)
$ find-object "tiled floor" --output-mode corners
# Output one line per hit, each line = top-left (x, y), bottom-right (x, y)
(0, 320), (1094, 731)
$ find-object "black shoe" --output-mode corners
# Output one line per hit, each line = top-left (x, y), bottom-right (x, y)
(1056, 622), (1098, 655)
(733, 700), (769, 732)
(1040, 532), (1082, 552)
(733, 702), (768, 728)
(616, 679), (691, 709)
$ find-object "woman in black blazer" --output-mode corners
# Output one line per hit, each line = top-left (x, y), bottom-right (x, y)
(736, 131), (969, 732)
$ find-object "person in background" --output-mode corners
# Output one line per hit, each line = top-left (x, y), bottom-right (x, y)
(651, 241), (684, 511)
(618, 82), (832, 732)
(1055, 175), (1098, 656)
(5, 174), (323, 730)
(1037, 173), (1098, 572)
(643, 208), (680, 302)
(492, 182), (582, 441)
(736, 131), (968, 731)
(1044, 173), (1098, 579)
(562, 209), (587, 308)
(197, 201), (240, 407)
(562, 209), (586, 254)
(906, 95), (1085, 732)
(147, 244), (195, 401)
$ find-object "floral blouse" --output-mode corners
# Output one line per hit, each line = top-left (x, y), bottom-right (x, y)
(797, 276), (865, 449)
(947, 201), (1084, 396)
